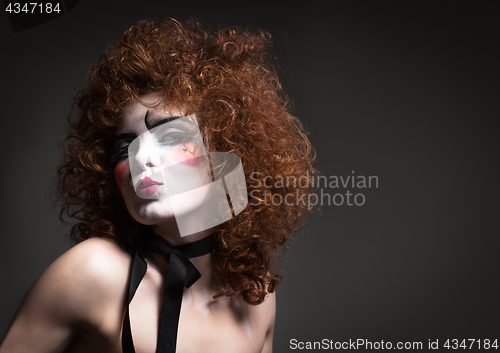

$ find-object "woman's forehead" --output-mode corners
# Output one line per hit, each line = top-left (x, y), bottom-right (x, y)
(117, 94), (184, 134)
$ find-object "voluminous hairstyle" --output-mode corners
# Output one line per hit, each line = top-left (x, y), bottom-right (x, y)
(58, 18), (316, 305)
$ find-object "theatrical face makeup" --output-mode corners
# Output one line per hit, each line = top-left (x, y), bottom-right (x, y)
(113, 94), (212, 230)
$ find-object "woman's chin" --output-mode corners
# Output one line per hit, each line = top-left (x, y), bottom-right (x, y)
(127, 202), (176, 226)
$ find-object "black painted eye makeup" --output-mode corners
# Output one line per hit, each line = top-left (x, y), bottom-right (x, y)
(147, 113), (197, 148)
(144, 110), (182, 130)
(112, 112), (198, 166)
(113, 132), (137, 165)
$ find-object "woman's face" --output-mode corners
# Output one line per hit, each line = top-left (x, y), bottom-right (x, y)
(114, 93), (212, 230)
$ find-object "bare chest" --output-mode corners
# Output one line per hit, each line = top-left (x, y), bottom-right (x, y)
(65, 269), (268, 353)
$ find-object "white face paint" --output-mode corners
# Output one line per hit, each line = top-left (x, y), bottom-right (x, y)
(115, 94), (248, 237)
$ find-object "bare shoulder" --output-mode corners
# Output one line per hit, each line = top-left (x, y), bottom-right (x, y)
(0, 238), (132, 352)
(261, 290), (276, 329)
(58, 237), (132, 280)
(27, 237), (132, 326)
(257, 290), (276, 317)
(243, 289), (276, 332)
(49, 237), (131, 286)
(251, 291), (276, 353)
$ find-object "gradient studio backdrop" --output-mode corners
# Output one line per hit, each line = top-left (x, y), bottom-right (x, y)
(1, 2), (499, 352)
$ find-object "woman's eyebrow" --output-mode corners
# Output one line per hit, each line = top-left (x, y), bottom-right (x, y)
(145, 110), (182, 130)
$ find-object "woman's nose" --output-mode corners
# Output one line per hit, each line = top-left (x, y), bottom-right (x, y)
(130, 136), (162, 171)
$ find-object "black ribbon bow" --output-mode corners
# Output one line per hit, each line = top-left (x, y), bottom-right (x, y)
(122, 229), (214, 353)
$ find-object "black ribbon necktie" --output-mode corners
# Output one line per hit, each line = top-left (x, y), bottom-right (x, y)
(122, 230), (214, 353)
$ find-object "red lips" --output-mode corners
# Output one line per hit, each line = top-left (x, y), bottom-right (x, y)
(136, 176), (163, 197)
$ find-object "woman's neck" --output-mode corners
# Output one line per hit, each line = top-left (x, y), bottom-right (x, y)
(151, 220), (214, 246)
(145, 251), (215, 287)
(146, 222), (218, 290)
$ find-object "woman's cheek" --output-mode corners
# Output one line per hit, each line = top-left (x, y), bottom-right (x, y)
(173, 143), (206, 167)
(114, 160), (129, 192)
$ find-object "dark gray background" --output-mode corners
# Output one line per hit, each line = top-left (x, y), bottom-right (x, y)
(1, 1), (499, 352)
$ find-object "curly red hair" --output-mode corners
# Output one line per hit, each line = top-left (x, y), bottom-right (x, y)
(58, 18), (316, 305)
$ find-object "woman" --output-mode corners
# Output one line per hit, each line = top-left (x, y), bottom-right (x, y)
(0, 18), (315, 353)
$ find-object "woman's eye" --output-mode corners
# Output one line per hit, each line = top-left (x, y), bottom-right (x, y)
(113, 144), (130, 164)
(118, 144), (129, 154)
(159, 131), (186, 146)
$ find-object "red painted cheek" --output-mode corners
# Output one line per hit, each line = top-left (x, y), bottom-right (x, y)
(174, 144), (206, 167)
(183, 155), (206, 167)
(114, 160), (129, 192)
